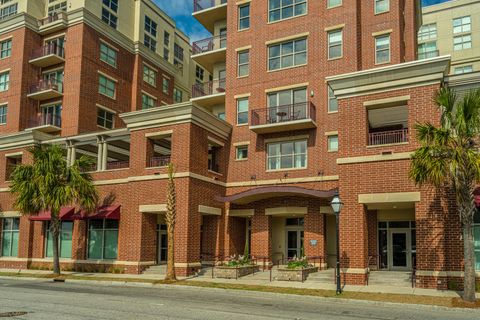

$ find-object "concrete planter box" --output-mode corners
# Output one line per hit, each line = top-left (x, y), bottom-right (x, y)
(214, 265), (259, 279)
(276, 266), (318, 282)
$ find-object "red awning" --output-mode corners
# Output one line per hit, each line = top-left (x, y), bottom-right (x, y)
(29, 207), (76, 221)
(474, 187), (480, 208)
(80, 205), (121, 220)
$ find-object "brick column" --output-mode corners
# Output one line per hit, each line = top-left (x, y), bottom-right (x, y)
(71, 220), (87, 261)
(304, 207), (327, 269)
(251, 209), (271, 262)
(17, 216), (33, 269)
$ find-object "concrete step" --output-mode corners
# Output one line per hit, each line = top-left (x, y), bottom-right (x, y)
(143, 265), (166, 275)
(368, 271), (413, 287)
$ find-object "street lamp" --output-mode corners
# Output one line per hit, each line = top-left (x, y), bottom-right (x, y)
(331, 193), (343, 295)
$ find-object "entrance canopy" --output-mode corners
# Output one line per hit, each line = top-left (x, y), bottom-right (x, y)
(28, 205), (121, 221)
(216, 186), (337, 205)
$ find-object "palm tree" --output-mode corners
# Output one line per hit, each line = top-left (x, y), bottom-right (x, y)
(164, 163), (177, 281)
(10, 144), (98, 276)
(410, 87), (480, 302)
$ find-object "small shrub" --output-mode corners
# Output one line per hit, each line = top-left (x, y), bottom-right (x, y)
(286, 256), (310, 269)
(224, 254), (252, 267)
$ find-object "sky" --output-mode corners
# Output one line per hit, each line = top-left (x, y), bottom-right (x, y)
(153, 0), (452, 44)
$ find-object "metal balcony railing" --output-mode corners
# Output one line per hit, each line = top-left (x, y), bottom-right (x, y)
(192, 34), (227, 55)
(418, 50), (439, 60)
(29, 79), (63, 95)
(192, 78), (226, 98)
(31, 43), (64, 60)
(106, 161), (129, 170)
(148, 156), (171, 168)
(193, 0), (227, 12)
(39, 11), (67, 26)
(28, 113), (62, 128)
(368, 129), (409, 146)
(250, 102), (316, 127)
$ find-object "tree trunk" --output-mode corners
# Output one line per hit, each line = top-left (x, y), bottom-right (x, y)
(165, 224), (176, 281)
(50, 214), (61, 276)
(463, 222), (477, 302)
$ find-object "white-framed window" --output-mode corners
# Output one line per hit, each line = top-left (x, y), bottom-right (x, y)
(454, 34), (472, 51)
(142, 93), (156, 110)
(1, 217), (19, 257)
(88, 219), (119, 260)
(0, 71), (9, 91)
(143, 65), (157, 87)
(144, 15), (157, 37)
(374, 0), (389, 14)
(98, 74), (116, 98)
(453, 16), (471, 34)
(174, 43), (184, 71)
(0, 104), (6, 124)
(418, 41), (438, 60)
(173, 88), (183, 103)
(100, 42), (117, 67)
(418, 23), (437, 41)
(97, 107), (114, 129)
(144, 34), (156, 52)
(454, 65), (473, 74)
(328, 87), (338, 113)
(162, 77), (170, 94)
(328, 29), (342, 59)
(238, 50), (250, 77)
(238, 4), (250, 30)
(237, 98), (249, 125)
(45, 221), (72, 259)
(236, 145), (248, 160)
(268, 38), (307, 71)
(268, 0), (307, 22)
(196, 65), (204, 82)
(101, 0), (118, 29)
(40, 103), (62, 127)
(0, 3), (17, 20)
(327, 135), (339, 152)
(0, 39), (11, 58)
(375, 34), (390, 64)
(267, 140), (307, 170)
(327, 0), (342, 8)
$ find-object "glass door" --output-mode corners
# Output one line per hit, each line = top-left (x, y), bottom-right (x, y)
(219, 28), (227, 49)
(43, 70), (64, 93)
(389, 230), (410, 270)
(157, 224), (168, 265)
(41, 104), (62, 127)
(286, 230), (304, 259)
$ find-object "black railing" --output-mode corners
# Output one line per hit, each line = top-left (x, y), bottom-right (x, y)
(31, 43), (65, 60)
(192, 34), (227, 55)
(192, 79), (226, 98)
(148, 156), (171, 168)
(28, 113), (62, 128)
(193, 0), (227, 12)
(29, 79), (63, 95)
(39, 11), (67, 26)
(251, 102), (316, 127)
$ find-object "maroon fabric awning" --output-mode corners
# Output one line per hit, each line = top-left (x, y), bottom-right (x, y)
(474, 187), (480, 208)
(29, 207), (75, 221)
(79, 205), (121, 220)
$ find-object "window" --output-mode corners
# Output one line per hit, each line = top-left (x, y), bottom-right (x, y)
(267, 87), (307, 120)
(237, 98), (249, 125)
(267, 140), (307, 170)
(144, 16), (157, 37)
(328, 29), (342, 59)
(100, 42), (117, 67)
(268, 38), (307, 71)
(374, 0), (389, 14)
(238, 50), (249, 77)
(218, 112), (225, 121)
(88, 219), (119, 260)
(5, 154), (21, 181)
(97, 108), (114, 129)
(144, 34), (156, 52)
(0, 71), (9, 91)
(0, 3), (17, 20)
(173, 43), (184, 72)
(143, 65), (157, 87)
(48, 1), (67, 15)
(103, 0), (118, 12)
(0, 39), (11, 58)
(0, 104), (6, 124)
(45, 221), (72, 258)
(269, 0), (307, 22)
(375, 34), (390, 64)
(453, 16), (471, 34)
(142, 93), (156, 110)
(164, 31), (170, 47)
(238, 4), (250, 30)
(454, 35), (472, 51)
(474, 210), (480, 270)
(418, 23), (437, 41)
(208, 144), (221, 173)
(1, 218), (19, 257)
(196, 65), (204, 81)
(236, 146), (248, 160)
(162, 77), (170, 94)
(40, 103), (62, 127)
(328, 135), (339, 152)
(418, 41), (438, 59)
(328, 87), (338, 112)
(101, 8), (117, 29)
(327, 0), (342, 8)
(173, 88), (183, 103)
(454, 65), (473, 74)
(98, 74), (116, 98)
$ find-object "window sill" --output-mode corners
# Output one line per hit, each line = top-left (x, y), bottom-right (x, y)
(327, 110), (339, 114)
(267, 63), (307, 74)
(235, 158), (248, 162)
(374, 10), (390, 16)
(266, 167), (307, 173)
(98, 92), (116, 100)
(208, 170), (223, 176)
(267, 13), (308, 25)
(327, 56), (343, 61)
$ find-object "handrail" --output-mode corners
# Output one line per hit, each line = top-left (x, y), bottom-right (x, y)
(148, 156), (171, 168)
(368, 128), (408, 146)
(251, 102), (316, 127)
(192, 78), (226, 98)
(39, 11), (67, 26)
(106, 160), (129, 170)
(193, 0), (227, 13)
(29, 79), (63, 94)
(31, 43), (65, 60)
(28, 113), (62, 129)
(192, 34), (227, 55)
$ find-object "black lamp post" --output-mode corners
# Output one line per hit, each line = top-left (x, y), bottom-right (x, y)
(330, 192), (343, 295)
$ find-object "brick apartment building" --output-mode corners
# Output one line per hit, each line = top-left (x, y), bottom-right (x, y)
(0, 0), (478, 289)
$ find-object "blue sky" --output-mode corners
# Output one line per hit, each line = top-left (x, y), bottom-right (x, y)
(153, 0), (451, 43)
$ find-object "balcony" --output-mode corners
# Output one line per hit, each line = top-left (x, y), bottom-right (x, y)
(38, 12), (68, 35)
(368, 129), (409, 146)
(27, 114), (62, 133)
(191, 79), (226, 109)
(29, 43), (65, 68)
(27, 80), (63, 100)
(250, 102), (317, 134)
(418, 50), (439, 60)
(192, 35), (227, 72)
(148, 156), (171, 168)
(106, 160), (129, 170)
(193, 0), (227, 33)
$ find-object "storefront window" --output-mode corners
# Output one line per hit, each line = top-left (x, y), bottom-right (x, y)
(45, 221), (73, 258)
(1, 218), (19, 257)
(88, 219), (119, 260)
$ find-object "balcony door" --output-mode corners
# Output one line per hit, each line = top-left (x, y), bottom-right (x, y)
(43, 70), (64, 92)
(41, 104), (62, 127)
(267, 88), (307, 123)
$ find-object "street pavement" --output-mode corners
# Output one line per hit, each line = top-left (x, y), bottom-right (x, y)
(0, 278), (477, 320)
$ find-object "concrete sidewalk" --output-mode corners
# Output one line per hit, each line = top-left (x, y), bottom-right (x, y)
(0, 268), (476, 299)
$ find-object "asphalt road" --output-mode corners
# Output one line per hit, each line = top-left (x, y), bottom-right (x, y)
(0, 278), (477, 320)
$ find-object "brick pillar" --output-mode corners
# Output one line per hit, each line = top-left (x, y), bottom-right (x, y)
(304, 207), (327, 269)
(366, 210), (378, 269)
(201, 215), (220, 258)
(140, 213), (157, 265)
(17, 216), (33, 269)
(251, 210), (271, 262)
(71, 220), (87, 261)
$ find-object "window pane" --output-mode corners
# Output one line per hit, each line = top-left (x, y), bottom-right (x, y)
(1, 231), (12, 256)
(88, 230), (103, 259)
(103, 230), (118, 259)
(281, 155), (293, 168)
(60, 222), (73, 258)
(281, 142), (294, 155)
(295, 140), (307, 153)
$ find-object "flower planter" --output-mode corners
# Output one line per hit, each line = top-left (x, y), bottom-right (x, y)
(214, 265), (259, 279)
(276, 266), (318, 282)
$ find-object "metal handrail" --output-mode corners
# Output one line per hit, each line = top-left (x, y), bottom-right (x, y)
(148, 156), (171, 168)
(29, 79), (63, 94)
(192, 78), (226, 98)
(31, 43), (65, 60)
(368, 128), (408, 146)
(193, 0), (227, 12)
(28, 113), (62, 128)
(251, 102), (316, 127)
(192, 34), (227, 55)
(106, 161), (129, 170)
(39, 11), (67, 26)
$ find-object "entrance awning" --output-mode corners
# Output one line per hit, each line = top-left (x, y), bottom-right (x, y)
(29, 207), (75, 221)
(79, 205), (121, 220)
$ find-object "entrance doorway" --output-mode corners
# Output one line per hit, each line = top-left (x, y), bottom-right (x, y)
(157, 224), (168, 265)
(378, 221), (416, 270)
(285, 218), (304, 259)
